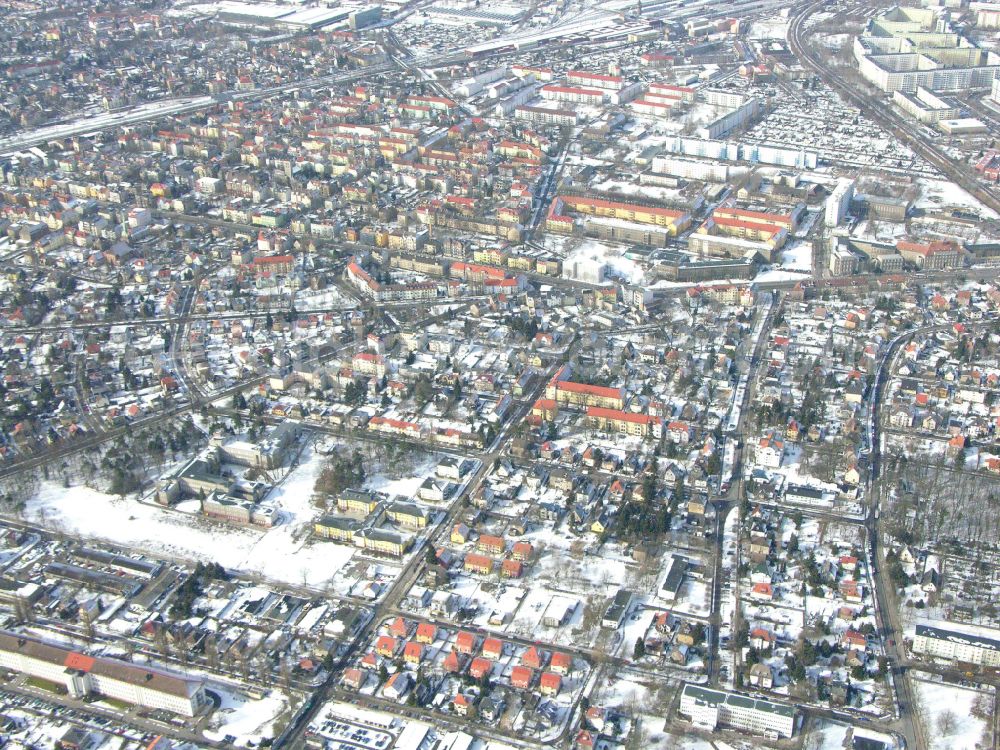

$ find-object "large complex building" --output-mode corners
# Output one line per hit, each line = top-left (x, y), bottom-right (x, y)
(896, 239), (963, 269)
(679, 684), (797, 739)
(211, 421), (297, 470)
(696, 91), (762, 139)
(346, 258), (441, 302)
(545, 368), (625, 409)
(546, 194), (691, 236)
(854, 6), (1000, 93)
(892, 86), (962, 124)
(0, 631), (209, 716)
(690, 205), (795, 262)
(912, 622), (1000, 666)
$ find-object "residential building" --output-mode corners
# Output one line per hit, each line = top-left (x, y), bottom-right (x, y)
(912, 622), (1000, 666)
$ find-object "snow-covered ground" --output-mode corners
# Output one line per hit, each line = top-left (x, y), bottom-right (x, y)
(748, 16), (790, 40)
(564, 239), (645, 285)
(365, 452), (440, 498)
(593, 180), (684, 203)
(804, 720), (898, 750)
(203, 689), (289, 746)
(24, 447), (356, 587)
(779, 241), (812, 272)
(916, 177), (999, 220)
(913, 677), (990, 750)
(753, 268), (811, 283)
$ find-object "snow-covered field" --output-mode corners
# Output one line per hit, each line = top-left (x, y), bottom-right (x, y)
(779, 241), (812, 272)
(203, 689), (289, 746)
(593, 180), (684, 203)
(913, 677), (990, 750)
(24, 447), (355, 587)
(21, 431), (449, 591)
(916, 177), (999, 220)
(748, 16), (790, 40)
(564, 239), (645, 284)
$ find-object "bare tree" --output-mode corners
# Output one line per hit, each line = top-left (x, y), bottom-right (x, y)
(154, 627), (171, 659)
(205, 633), (219, 670)
(937, 709), (957, 737)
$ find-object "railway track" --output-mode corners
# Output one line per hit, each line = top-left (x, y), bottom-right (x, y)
(788, 0), (1000, 217)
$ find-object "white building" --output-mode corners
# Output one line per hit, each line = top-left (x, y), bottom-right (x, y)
(651, 156), (731, 182)
(0, 631), (208, 716)
(754, 434), (784, 468)
(854, 6), (1000, 93)
(566, 70), (623, 90)
(825, 179), (855, 228)
(514, 105), (578, 127)
(662, 137), (817, 169)
(892, 86), (962, 123)
(562, 258), (607, 284)
(696, 96), (761, 140)
(541, 84), (607, 105)
(648, 82), (697, 102)
(912, 622), (1000, 666)
(453, 66), (507, 97)
(679, 684), (797, 739)
(631, 98), (676, 117)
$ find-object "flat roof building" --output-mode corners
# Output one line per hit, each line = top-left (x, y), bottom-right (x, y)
(602, 589), (633, 628)
(679, 683), (797, 739)
(854, 6), (1000, 93)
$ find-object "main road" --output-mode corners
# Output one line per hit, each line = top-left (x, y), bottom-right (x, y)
(272, 337), (580, 748)
(860, 320), (993, 750)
